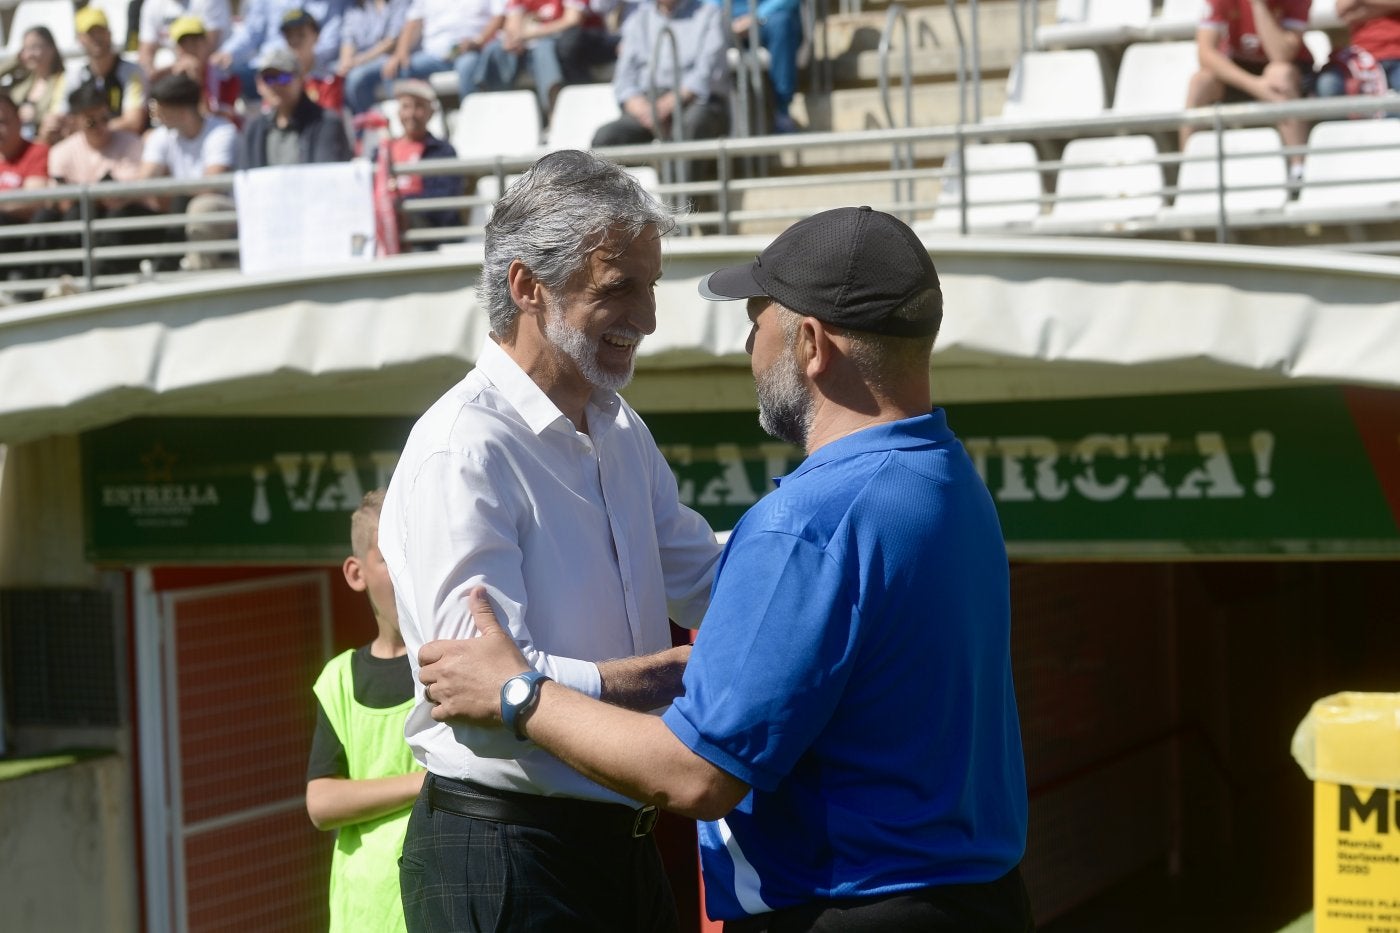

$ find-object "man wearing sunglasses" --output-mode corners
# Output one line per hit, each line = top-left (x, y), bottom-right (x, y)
(236, 46), (353, 169)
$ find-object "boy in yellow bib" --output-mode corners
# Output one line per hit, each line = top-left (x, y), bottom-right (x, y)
(306, 488), (425, 933)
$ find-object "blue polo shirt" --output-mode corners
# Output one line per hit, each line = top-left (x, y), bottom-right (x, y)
(662, 410), (1028, 921)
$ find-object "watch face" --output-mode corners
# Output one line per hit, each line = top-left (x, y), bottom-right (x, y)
(504, 676), (532, 705)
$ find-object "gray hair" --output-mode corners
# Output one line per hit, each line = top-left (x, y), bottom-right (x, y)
(480, 150), (681, 338)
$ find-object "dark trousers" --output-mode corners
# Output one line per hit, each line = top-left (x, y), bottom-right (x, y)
(591, 96), (730, 149)
(400, 775), (679, 933)
(29, 202), (168, 278)
(723, 867), (1035, 933)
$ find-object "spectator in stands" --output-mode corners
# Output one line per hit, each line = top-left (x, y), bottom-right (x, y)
(0, 95), (49, 273)
(168, 16), (244, 125)
(2, 27), (69, 145)
(62, 6), (149, 135)
(340, 0), (413, 114)
(709, 0), (802, 133)
(282, 8), (347, 111)
(592, 0), (729, 147)
(213, 0), (348, 96)
(476, 0), (610, 115)
(140, 73), (238, 268)
(1316, 0), (1400, 96)
(375, 0), (508, 109)
(37, 83), (163, 276)
(237, 47), (354, 168)
(1183, 0), (1314, 174)
(137, 0), (233, 83)
(376, 79), (462, 237)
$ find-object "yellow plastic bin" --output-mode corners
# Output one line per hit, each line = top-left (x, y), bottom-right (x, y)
(1291, 692), (1400, 933)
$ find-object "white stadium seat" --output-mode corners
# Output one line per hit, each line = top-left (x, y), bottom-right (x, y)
(926, 142), (1043, 230)
(1303, 30), (1332, 69)
(1111, 41), (1200, 114)
(1038, 135), (1164, 227)
(1142, 0), (1205, 41)
(450, 90), (542, 160)
(1287, 119), (1400, 216)
(1165, 127), (1288, 221)
(997, 49), (1106, 122)
(545, 83), (621, 152)
(1036, 0), (1152, 50)
(1309, 0), (1342, 29)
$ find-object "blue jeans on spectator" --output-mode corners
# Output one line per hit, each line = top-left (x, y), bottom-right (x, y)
(756, 3), (802, 118)
(477, 37), (564, 114)
(345, 54), (391, 113)
(404, 50), (485, 101)
(1316, 57), (1400, 98)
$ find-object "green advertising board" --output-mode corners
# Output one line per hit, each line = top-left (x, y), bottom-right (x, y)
(82, 386), (1400, 562)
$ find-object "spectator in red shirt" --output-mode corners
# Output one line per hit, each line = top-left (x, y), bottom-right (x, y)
(375, 79), (462, 242)
(1184, 0), (1314, 168)
(1, 95), (50, 280)
(1317, 0), (1400, 96)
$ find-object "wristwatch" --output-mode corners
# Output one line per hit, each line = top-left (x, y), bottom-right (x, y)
(501, 670), (551, 740)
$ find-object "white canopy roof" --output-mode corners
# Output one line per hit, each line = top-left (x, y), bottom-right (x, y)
(1, 236), (1399, 445)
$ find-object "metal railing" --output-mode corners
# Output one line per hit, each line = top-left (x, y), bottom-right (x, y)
(5, 94), (1400, 302)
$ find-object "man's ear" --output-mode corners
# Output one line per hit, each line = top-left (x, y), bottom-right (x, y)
(507, 259), (546, 319)
(800, 317), (835, 380)
(342, 555), (366, 593)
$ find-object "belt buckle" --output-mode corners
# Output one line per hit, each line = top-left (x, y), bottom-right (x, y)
(631, 805), (659, 837)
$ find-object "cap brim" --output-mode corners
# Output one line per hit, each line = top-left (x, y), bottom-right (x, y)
(697, 261), (766, 302)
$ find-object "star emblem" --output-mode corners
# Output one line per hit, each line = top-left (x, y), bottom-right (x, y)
(140, 442), (178, 482)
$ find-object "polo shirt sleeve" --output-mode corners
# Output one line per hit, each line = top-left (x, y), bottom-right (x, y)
(663, 528), (859, 792)
(141, 127), (170, 167)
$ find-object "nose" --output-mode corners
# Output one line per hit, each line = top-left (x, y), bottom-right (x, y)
(745, 325), (755, 356)
(632, 289), (657, 336)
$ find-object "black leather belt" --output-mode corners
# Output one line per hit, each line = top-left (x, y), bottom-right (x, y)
(427, 774), (660, 838)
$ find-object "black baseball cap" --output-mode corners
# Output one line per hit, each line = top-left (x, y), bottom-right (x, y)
(697, 206), (941, 337)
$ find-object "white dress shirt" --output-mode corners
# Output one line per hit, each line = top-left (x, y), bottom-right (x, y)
(380, 336), (721, 804)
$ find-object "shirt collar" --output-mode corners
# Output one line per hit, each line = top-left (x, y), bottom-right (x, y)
(777, 409), (954, 487)
(474, 336), (622, 438)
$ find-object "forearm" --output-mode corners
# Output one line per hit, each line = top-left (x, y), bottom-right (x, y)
(1201, 42), (1256, 92)
(1250, 1), (1300, 61)
(520, 681), (745, 819)
(597, 644), (689, 711)
(306, 771), (426, 830)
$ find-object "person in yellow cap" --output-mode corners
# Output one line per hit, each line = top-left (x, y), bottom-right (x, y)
(166, 16), (245, 126)
(60, 6), (147, 134)
(136, 0), (233, 84)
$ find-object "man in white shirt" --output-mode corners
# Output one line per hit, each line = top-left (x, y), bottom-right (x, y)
(380, 149), (721, 932)
(140, 72), (238, 269)
(376, 0), (507, 106)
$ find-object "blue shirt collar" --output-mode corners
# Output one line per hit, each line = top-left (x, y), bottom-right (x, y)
(777, 410), (954, 487)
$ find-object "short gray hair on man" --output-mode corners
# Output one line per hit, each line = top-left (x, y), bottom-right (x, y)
(479, 150), (681, 338)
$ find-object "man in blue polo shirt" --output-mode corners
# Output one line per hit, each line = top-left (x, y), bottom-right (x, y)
(417, 206), (1034, 931)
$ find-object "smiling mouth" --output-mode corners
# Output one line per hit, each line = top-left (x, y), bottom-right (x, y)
(602, 333), (640, 351)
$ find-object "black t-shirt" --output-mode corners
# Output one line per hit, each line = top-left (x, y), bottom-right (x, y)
(305, 645), (415, 782)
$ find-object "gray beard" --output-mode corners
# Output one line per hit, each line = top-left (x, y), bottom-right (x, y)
(756, 348), (813, 448)
(544, 303), (641, 394)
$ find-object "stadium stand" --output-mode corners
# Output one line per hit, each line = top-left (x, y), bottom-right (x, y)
(543, 81), (620, 151)
(1035, 0), (1152, 51)
(1286, 118), (1400, 220)
(925, 141), (1042, 230)
(449, 89), (541, 159)
(1163, 126), (1289, 224)
(997, 47), (1106, 121)
(1038, 134), (1164, 229)
(1110, 41), (1198, 115)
